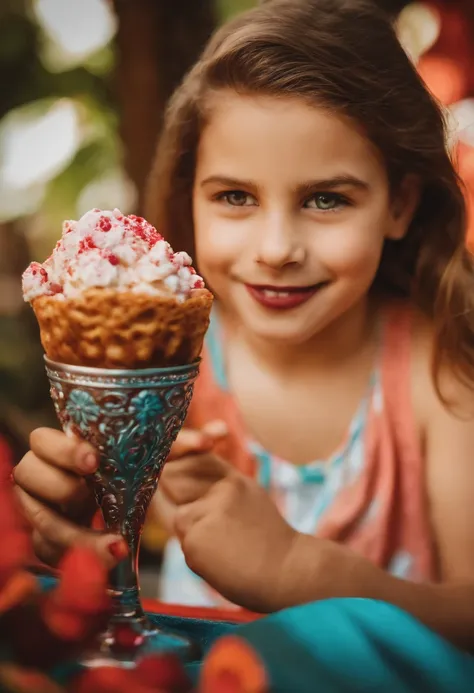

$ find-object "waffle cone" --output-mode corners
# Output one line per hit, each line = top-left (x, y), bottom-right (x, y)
(32, 287), (213, 369)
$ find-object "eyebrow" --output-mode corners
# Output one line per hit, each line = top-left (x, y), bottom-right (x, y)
(200, 174), (370, 193)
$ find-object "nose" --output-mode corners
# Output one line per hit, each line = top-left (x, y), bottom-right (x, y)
(254, 212), (306, 269)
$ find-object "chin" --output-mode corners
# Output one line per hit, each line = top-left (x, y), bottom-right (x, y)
(242, 314), (323, 346)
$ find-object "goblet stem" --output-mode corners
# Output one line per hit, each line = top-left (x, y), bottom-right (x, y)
(91, 479), (148, 625)
(109, 540), (144, 622)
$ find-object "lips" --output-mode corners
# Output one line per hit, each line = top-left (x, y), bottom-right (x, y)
(245, 283), (327, 310)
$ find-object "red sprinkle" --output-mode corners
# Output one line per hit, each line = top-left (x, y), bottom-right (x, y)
(128, 215), (163, 248)
(29, 263), (49, 283)
(99, 216), (112, 232)
(193, 278), (204, 289)
(78, 236), (97, 254)
(107, 253), (119, 266)
(49, 282), (63, 294)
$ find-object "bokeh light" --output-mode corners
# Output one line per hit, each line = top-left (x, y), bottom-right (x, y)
(33, 0), (117, 69)
(0, 99), (81, 190)
(396, 2), (440, 65)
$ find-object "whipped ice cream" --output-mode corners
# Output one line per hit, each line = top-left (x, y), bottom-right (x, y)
(22, 208), (204, 303)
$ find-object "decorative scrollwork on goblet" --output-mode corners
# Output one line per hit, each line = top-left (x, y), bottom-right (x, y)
(45, 358), (200, 664)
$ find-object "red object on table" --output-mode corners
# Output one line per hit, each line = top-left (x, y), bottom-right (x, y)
(142, 598), (259, 625)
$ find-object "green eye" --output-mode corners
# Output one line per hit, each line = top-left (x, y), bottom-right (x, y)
(305, 193), (347, 211)
(218, 191), (256, 207)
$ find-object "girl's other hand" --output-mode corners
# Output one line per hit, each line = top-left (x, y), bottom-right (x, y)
(174, 472), (380, 613)
(152, 420), (230, 533)
(173, 472), (299, 612)
(13, 428), (127, 568)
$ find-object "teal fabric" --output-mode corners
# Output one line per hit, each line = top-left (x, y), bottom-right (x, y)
(220, 599), (474, 693)
(38, 578), (474, 691)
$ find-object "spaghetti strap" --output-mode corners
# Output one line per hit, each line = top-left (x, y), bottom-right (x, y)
(205, 310), (228, 391)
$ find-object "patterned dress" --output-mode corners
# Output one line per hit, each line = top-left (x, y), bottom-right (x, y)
(160, 304), (437, 607)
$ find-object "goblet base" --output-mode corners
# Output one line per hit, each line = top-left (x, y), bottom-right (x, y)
(81, 617), (200, 668)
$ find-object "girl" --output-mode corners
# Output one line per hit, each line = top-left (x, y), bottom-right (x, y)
(13, 0), (474, 648)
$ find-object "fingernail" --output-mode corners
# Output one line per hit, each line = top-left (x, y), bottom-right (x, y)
(108, 540), (128, 561)
(207, 420), (228, 438)
(80, 452), (97, 473)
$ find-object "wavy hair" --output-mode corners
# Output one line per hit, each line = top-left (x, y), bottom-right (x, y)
(146, 0), (474, 396)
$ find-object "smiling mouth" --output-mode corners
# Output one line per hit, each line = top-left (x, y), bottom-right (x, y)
(244, 282), (329, 310)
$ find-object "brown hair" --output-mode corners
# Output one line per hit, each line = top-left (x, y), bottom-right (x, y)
(146, 0), (474, 395)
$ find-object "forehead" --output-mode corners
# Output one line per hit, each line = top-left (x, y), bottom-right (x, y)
(196, 91), (385, 185)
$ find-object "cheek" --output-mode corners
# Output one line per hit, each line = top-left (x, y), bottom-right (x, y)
(193, 203), (244, 280)
(315, 221), (384, 279)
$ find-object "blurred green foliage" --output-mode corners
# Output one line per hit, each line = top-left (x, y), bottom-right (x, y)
(218, 0), (257, 19)
(0, 0), (256, 441)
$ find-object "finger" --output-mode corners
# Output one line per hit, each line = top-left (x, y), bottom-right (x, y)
(160, 452), (229, 501)
(163, 452), (230, 481)
(15, 487), (125, 568)
(29, 428), (98, 475)
(168, 428), (213, 460)
(13, 451), (89, 506)
(160, 453), (230, 504)
(32, 529), (64, 568)
(160, 471), (217, 506)
(200, 419), (228, 439)
(151, 489), (177, 535)
(174, 498), (207, 541)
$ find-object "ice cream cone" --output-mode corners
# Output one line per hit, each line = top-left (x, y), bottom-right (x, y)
(23, 209), (214, 369)
(32, 287), (213, 369)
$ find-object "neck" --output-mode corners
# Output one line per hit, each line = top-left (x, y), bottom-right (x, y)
(222, 297), (376, 376)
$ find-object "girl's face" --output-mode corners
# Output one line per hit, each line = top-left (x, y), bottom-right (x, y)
(193, 92), (416, 345)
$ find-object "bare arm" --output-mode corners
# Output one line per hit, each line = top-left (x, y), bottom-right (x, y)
(174, 468), (474, 651)
(283, 369), (474, 651)
(283, 534), (474, 651)
(424, 390), (474, 582)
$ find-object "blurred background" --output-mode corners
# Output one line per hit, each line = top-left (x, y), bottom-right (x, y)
(0, 0), (473, 579)
(0, 0), (255, 458)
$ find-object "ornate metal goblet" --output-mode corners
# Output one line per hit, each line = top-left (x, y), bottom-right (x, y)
(45, 357), (200, 666)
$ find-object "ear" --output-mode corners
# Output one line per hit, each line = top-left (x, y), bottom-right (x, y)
(385, 174), (421, 241)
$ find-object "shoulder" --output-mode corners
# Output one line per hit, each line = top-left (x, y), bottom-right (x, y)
(380, 299), (474, 442)
(409, 307), (474, 428)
